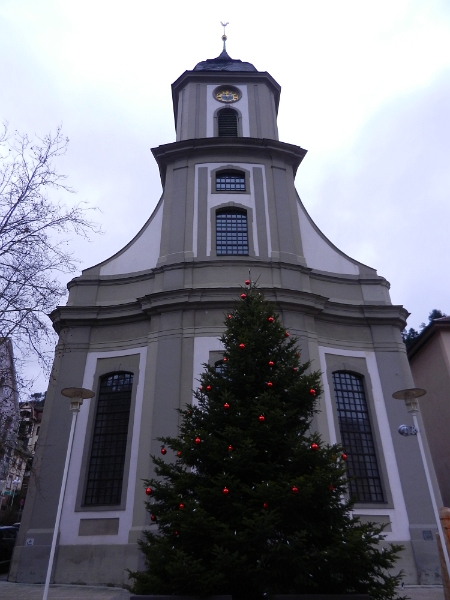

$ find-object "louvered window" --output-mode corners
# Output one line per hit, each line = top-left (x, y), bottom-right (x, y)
(332, 372), (384, 503)
(218, 108), (238, 137)
(216, 172), (245, 192)
(216, 210), (248, 256)
(84, 372), (133, 506)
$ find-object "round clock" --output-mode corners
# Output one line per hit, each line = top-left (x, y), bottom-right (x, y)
(214, 86), (241, 103)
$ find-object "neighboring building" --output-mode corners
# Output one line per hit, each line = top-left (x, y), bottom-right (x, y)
(0, 339), (20, 509)
(408, 317), (450, 508)
(10, 43), (443, 587)
(16, 396), (45, 498)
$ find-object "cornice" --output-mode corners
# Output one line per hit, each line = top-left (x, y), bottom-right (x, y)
(49, 302), (146, 334)
(50, 285), (408, 333)
(151, 137), (307, 187)
(66, 257), (388, 289)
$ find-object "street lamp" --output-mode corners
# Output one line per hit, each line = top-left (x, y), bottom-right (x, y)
(42, 387), (94, 600)
(392, 387), (450, 580)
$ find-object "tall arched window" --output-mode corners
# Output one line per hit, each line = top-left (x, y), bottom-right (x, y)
(84, 372), (133, 506)
(218, 108), (238, 137)
(216, 209), (248, 256)
(332, 371), (384, 503)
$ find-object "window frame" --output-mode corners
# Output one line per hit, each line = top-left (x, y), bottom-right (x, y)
(324, 355), (392, 508)
(214, 106), (242, 138)
(210, 202), (255, 259)
(210, 166), (250, 196)
(84, 371), (134, 507)
(75, 355), (140, 513)
(332, 371), (385, 504)
(215, 207), (249, 257)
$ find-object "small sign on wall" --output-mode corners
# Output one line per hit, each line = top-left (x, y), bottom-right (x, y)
(25, 538), (34, 546)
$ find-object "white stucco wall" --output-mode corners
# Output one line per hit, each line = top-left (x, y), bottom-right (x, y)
(206, 85), (250, 138)
(194, 162), (271, 259)
(59, 347), (147, 546)
(318, 346), (410, 542)
(99, 202), (163, 276)
(297, 202), (360, 275)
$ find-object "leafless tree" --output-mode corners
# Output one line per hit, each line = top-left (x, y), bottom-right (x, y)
(0, 123), (100, 388)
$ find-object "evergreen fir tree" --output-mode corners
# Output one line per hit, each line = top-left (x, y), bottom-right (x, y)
(131, 284), (405, 600)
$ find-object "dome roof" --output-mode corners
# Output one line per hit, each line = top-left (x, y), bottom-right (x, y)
(193, 49), (257, 72)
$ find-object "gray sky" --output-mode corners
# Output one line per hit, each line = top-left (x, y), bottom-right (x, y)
(1, 0), (450, 392)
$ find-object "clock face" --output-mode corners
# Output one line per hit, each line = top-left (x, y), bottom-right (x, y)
(214, 87), (241, 103)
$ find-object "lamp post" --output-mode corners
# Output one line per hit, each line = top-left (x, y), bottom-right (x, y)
(42, 387), (94, 600)
(392, 387), (450, 580)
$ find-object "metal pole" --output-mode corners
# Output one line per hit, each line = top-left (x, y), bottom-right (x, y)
(42, 408), (78, 600)
(412, 412), (450, 579)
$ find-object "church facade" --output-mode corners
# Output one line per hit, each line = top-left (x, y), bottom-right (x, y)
(10, 47), (442, 587)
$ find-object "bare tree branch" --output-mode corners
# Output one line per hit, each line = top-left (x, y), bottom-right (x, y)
(0, 123), (101, 389)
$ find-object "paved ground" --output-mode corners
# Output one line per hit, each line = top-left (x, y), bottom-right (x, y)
(0, 580), (445, 600)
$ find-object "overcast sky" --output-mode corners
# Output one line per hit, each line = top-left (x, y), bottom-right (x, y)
(1, 0), (450, 393)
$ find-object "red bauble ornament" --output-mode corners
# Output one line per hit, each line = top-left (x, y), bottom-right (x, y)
(245, 279), (251, 285)
(342, 453), (347, 461)
(268, 360), (274, 367)
(239, 343), (245, 349)
(222, 486), (230, 495)
(263, 502), (269, 509)
(291, 486), (299, 494)
(309, 388), (316, 396)
(267, 382), (273, 388)
(227, 444), (233, 451)
(223, 357), (227, 362)
(150, 514), (157, 522)
(329, 485), (335, 491)
(161, 447), (167, 455)
(311, 443), (319, 451)
(258, 415), (265, 422)
(285, 331), (290, 337)
(268, 316), (274, 323)
(145, 487), (152, 496)
(223, 402), (230, 410)
(227, 314), (232, 319)
(194, 437), (201, 445)
(174, 530), (180, 536)
(206, 385), (212, 392)
(240, 293), (247, 300)
(179, 503), (185, 510)
(293, 367), (297, 372)
(199, 386), (203, 391)
(177, 451), (182, 457)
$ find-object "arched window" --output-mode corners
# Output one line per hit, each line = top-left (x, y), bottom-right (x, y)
(216, 209), (248, 256)
(218, 108), (238, 137)
(84, 372), (133, 506)
(216, 171), (246, 192)
(332, 372), (384, 503)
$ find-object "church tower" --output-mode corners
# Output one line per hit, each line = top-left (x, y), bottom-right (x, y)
(10, 41), (441, 587)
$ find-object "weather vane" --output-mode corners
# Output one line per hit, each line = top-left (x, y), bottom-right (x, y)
(221, 21), (229, 52)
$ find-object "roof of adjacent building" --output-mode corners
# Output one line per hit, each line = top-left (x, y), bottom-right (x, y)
(193, 49), (257, 72)
(407, 316), (450, 359)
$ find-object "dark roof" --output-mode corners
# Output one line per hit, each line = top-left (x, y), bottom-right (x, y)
(193, 49), (257, 72)
(407, 316), (450, 359)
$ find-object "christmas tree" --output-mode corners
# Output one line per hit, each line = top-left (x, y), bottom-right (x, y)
(131, 283), (404, 600)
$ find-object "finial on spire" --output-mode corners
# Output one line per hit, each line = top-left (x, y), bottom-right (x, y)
(221, 21), (229, 52)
